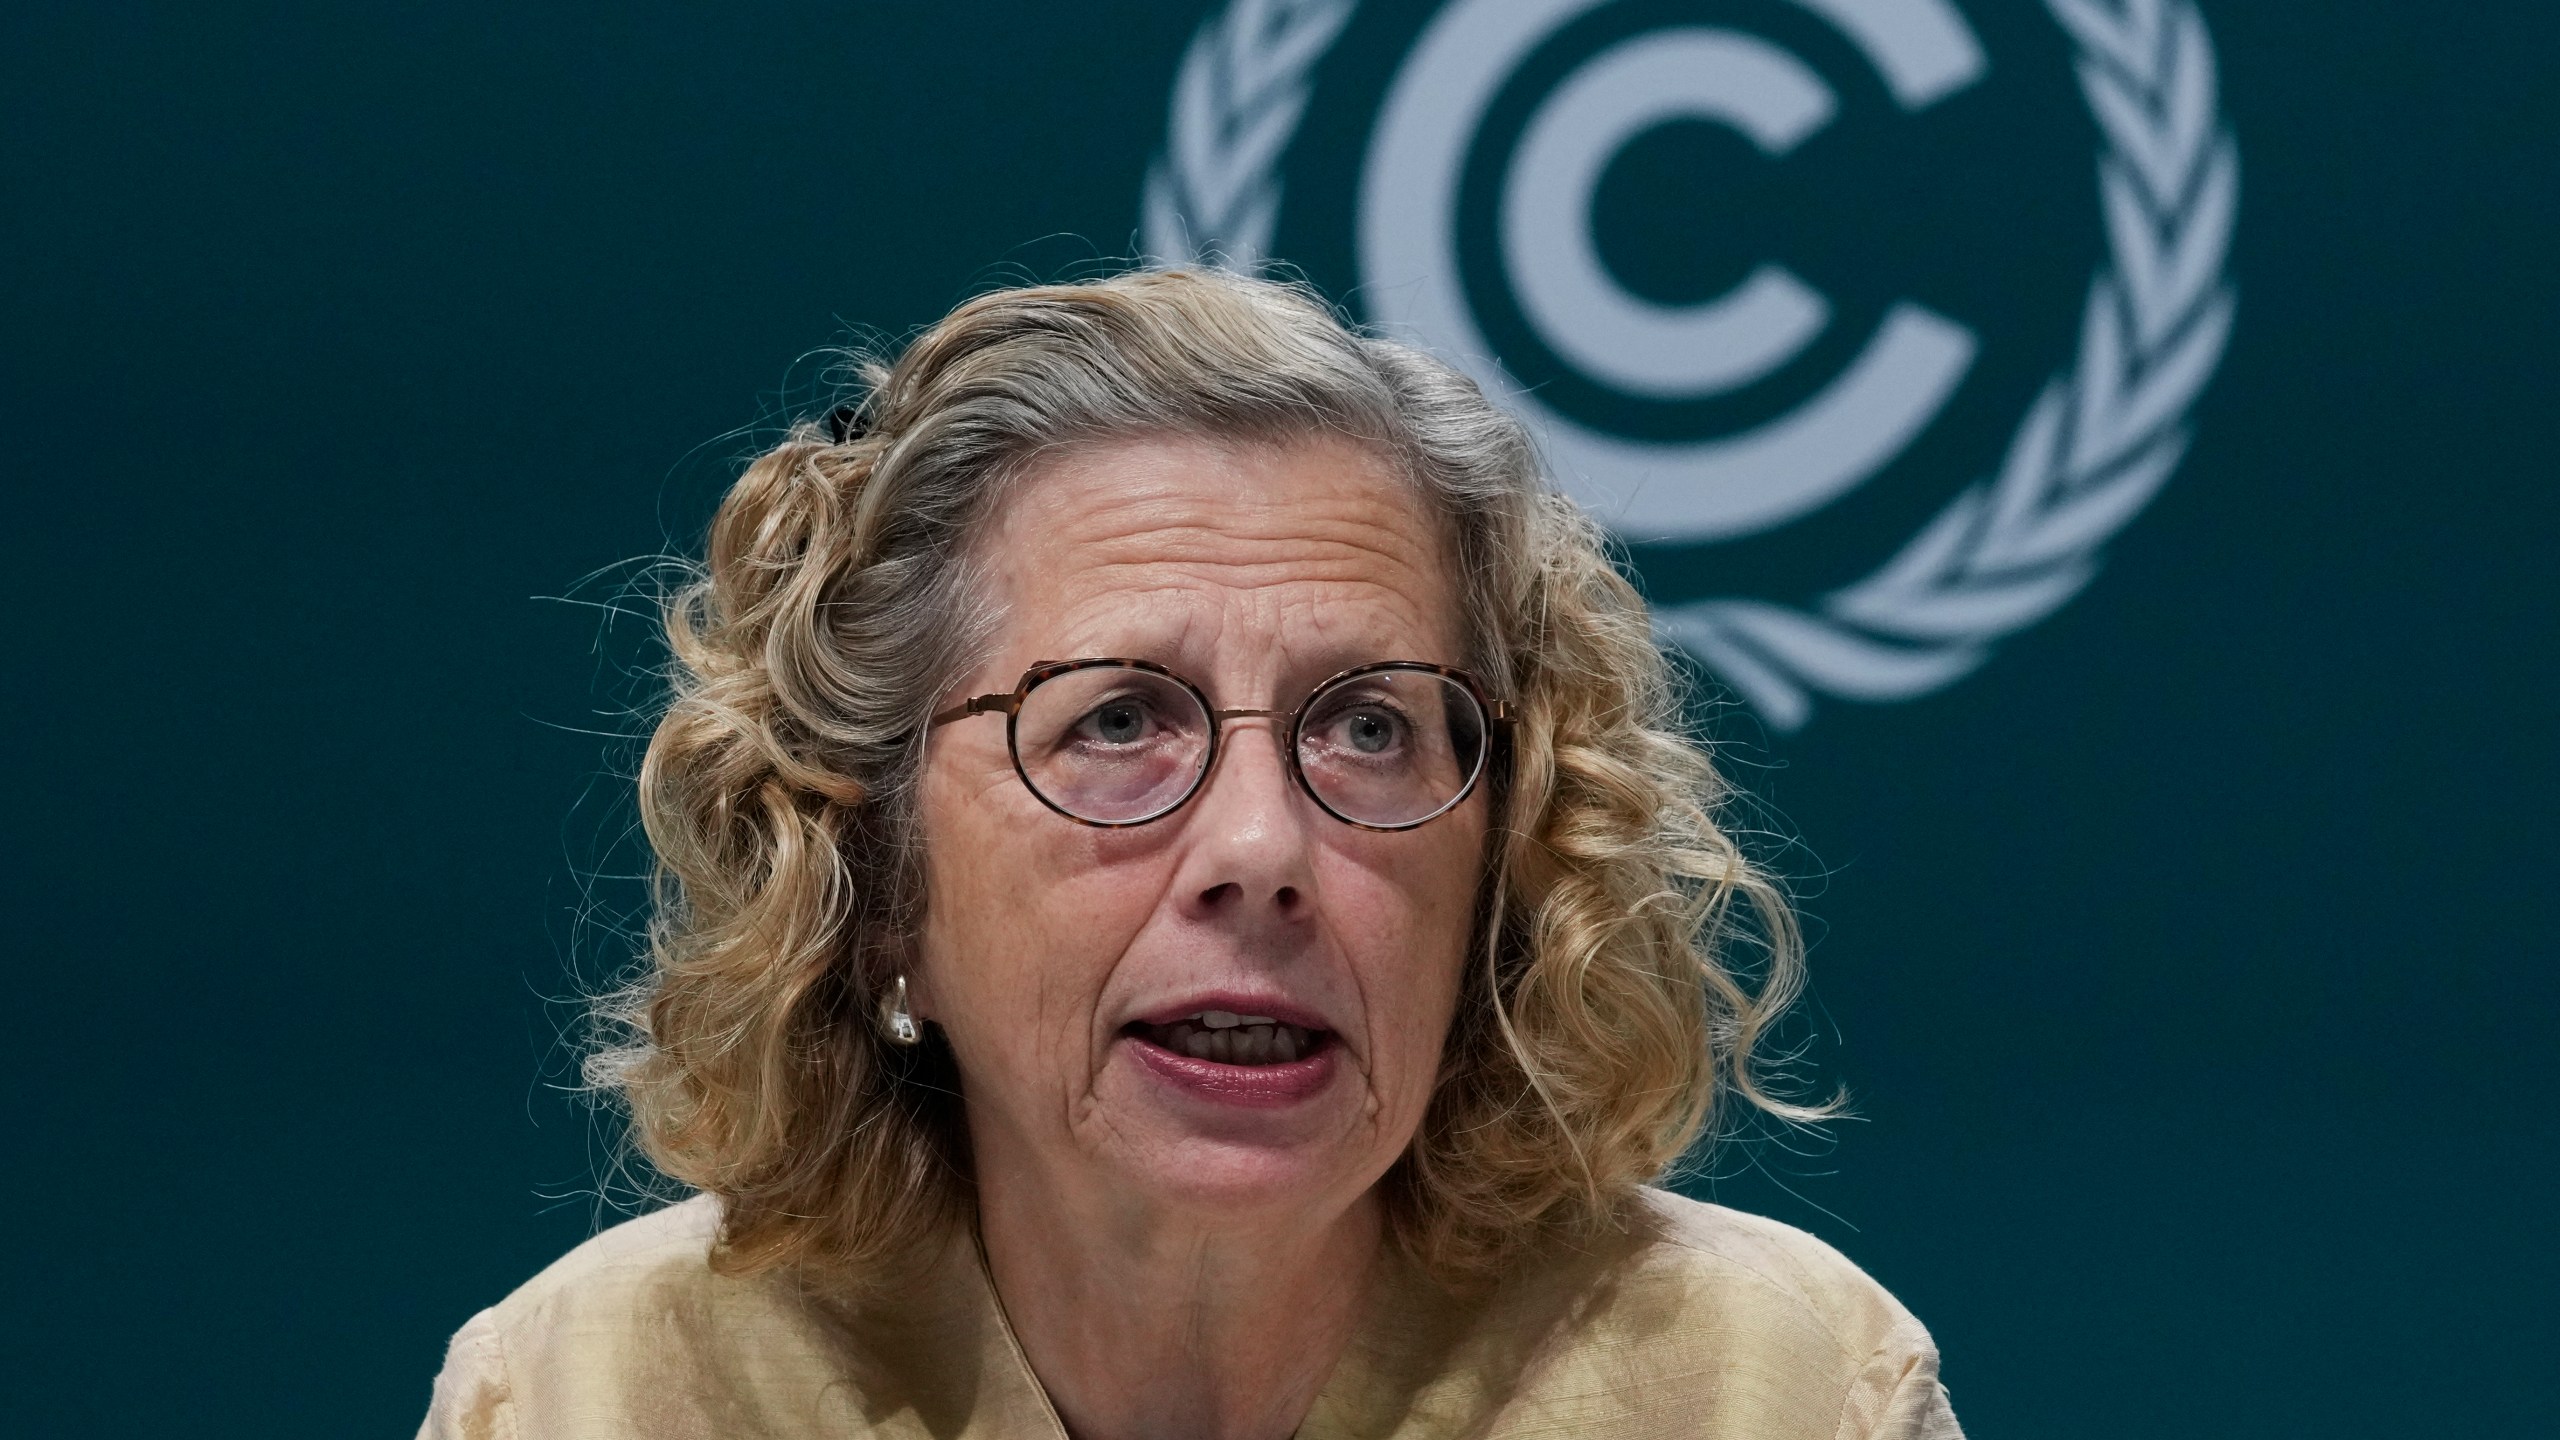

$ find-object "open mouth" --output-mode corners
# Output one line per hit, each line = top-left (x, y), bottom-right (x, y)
(1127, 1010), (1330, 1066)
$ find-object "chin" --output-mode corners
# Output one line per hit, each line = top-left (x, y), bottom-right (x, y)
(1124, 1128), (1374, 1217)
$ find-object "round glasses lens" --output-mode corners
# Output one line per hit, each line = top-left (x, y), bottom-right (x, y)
(1296, 669), (1487, 828)
(1014, 666), (1212, 823)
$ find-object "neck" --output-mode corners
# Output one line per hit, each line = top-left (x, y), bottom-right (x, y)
(975, 1156), (1383, 1440)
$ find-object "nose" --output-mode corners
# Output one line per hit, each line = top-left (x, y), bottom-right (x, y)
(1173, 716), (1317, 922)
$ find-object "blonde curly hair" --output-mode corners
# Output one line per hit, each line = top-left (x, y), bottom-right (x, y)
(591, 267), (1819, 1283)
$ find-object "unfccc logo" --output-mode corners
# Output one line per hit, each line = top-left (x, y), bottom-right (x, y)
(1145, 0), (2237, 728)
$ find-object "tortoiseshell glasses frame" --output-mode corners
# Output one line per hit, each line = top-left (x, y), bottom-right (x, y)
(928, 658), (1512, 832)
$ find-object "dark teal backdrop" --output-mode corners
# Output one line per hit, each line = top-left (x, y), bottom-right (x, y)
(5, 3), (2553, 1436)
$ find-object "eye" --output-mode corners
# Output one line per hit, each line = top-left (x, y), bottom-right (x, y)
(1077, 696), (1155, 746)
(1325, 702), (1406, 756)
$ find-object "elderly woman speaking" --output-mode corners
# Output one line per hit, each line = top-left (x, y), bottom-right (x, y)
(419, 270), (1961, 1439)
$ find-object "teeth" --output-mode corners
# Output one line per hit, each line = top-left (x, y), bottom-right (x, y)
(1148, 1019), (1318, 1065)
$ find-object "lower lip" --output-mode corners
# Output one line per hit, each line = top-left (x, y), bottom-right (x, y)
(1124, 1034), (1340, 1108)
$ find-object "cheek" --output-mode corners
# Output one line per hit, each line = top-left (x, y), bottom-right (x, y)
(1333, 824), (1485, 1089)
(915, 774), (1161, 1067)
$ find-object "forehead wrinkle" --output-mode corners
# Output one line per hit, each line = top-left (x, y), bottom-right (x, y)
(1050, 490), (1440, 565)
(1010, 437), (1435, 552)
(988, 434), (1463, 668)
(1055, 546), (1439, 606)
(1046, 563), (1448, 668)
(1040, 589), (1229, 664)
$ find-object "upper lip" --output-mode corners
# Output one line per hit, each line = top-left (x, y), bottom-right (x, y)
(1127, 991), (1335, 1033)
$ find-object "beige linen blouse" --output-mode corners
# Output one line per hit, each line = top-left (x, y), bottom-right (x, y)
(418, 1188), (1961, 1439)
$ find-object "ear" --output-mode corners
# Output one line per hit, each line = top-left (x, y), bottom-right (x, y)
(903, 965), (937, 1022)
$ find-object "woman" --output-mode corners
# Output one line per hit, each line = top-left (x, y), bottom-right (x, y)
(420, 269), (1961, 1439)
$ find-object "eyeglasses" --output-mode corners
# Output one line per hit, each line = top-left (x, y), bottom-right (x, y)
(930, 659), (1511, 831)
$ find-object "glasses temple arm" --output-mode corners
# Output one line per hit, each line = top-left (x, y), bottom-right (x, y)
(929, 694), (1017, 727)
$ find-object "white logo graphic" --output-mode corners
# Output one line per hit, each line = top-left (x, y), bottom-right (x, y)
(1146, 0), (2237, 728)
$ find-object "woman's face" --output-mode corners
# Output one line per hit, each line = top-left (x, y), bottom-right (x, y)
(914, 433), (1487, 1224)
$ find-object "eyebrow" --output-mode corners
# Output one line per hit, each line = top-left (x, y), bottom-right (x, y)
(1027, 591), (1453, 688)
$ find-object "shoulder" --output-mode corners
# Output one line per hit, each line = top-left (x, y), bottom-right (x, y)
(417, 1199), (1062, 1440)
(478, 1193), (729, 1333)
(417, 1197), (818, 1440)
(1619, 1187), (1928, 1363)
(1471, 1190), (1962, 1439)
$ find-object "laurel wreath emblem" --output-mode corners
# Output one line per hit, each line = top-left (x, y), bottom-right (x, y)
(1146, 0), (2236, 729)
